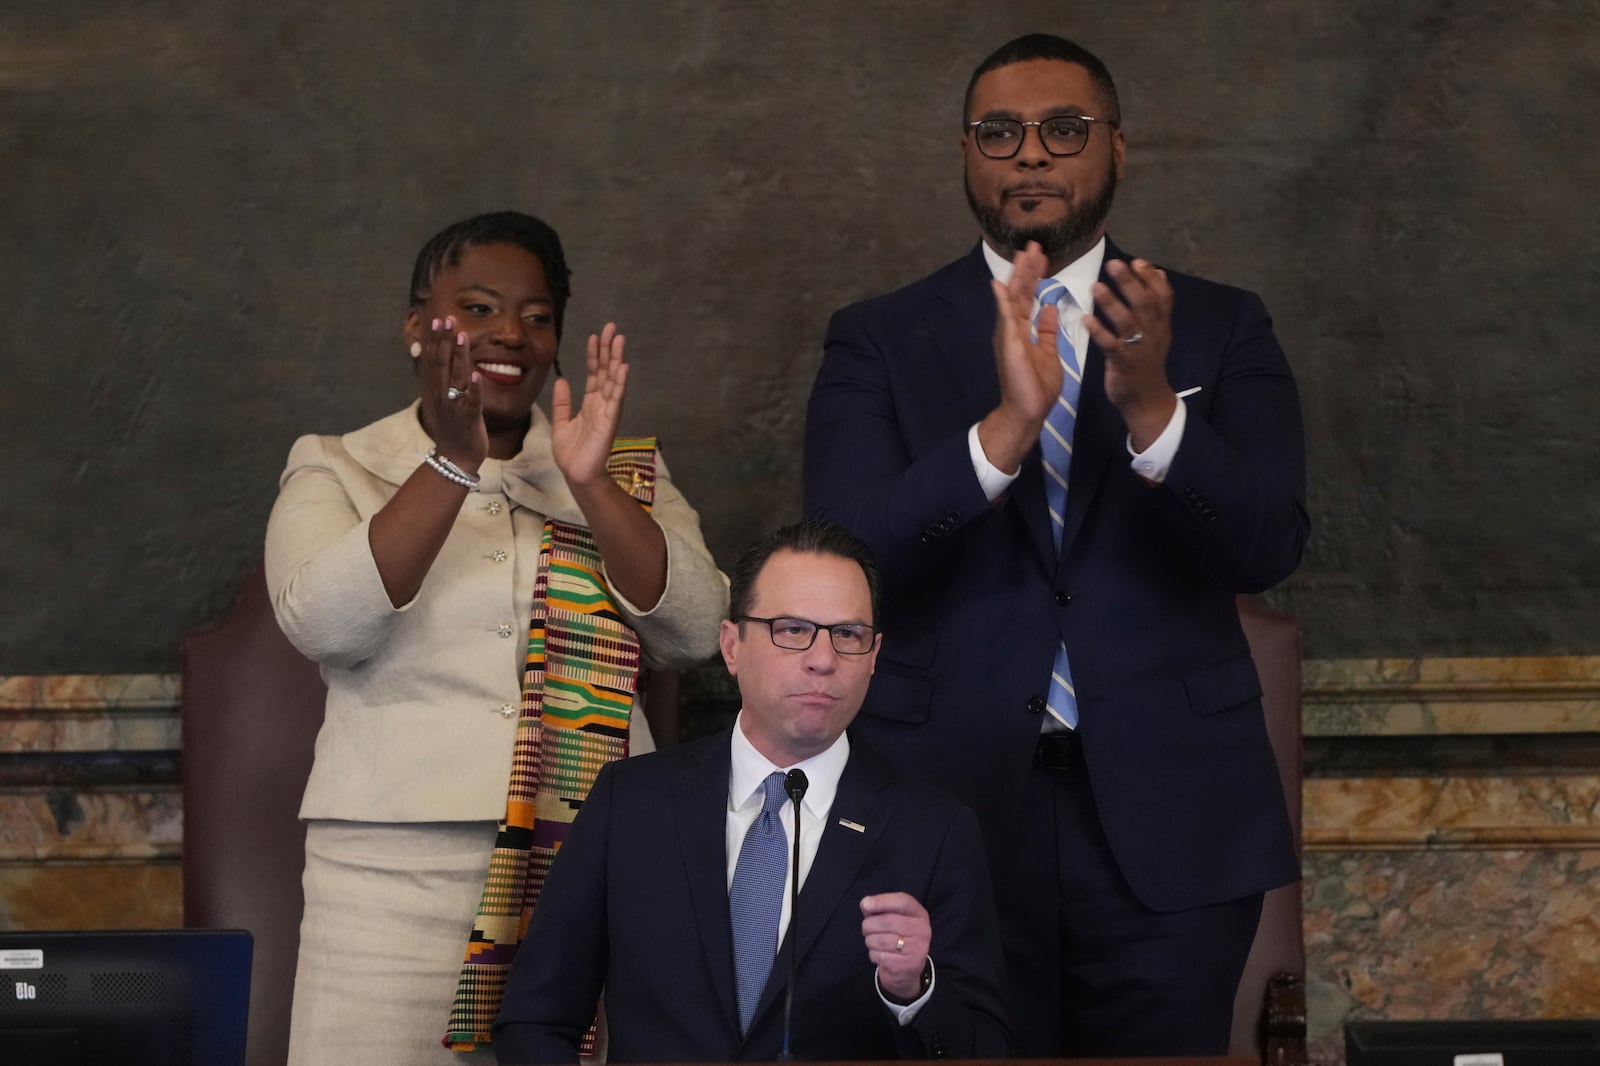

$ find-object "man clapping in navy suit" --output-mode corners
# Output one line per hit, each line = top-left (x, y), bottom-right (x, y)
(806, 33), (1308, 1058)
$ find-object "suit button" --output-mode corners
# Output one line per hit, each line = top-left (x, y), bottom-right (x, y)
(1026, 695), (1045, 714)
(1054, 590), (1072, 606)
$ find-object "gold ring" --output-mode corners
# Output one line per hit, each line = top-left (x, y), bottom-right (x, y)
(895, 935), (905, 952)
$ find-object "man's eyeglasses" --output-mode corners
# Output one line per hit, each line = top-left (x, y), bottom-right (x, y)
(966, 115), (1118, 159)
(737, 616), (880, 655)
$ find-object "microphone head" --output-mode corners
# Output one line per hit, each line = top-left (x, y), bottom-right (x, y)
(784, 768), (809, 803)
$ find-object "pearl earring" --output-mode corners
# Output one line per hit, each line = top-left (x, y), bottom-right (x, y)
(409, 341), (422, 358)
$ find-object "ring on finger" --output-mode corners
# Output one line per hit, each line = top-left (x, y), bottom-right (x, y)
(894, 935), (905, 953)
(446, 386), (466, 401)
(1122, 330), (1145, 345)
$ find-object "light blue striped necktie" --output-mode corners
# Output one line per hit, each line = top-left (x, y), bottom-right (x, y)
(729, 771), (790, 1034)
(1035, 278), (1081, 729)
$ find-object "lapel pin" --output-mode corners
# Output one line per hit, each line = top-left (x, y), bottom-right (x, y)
(837, 818), (866, 833)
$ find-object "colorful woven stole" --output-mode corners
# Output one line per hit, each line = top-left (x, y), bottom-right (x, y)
(444, 437), (659, 1053)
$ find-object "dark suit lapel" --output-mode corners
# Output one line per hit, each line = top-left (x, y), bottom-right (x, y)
(675, 735), (742, 1038)
(1057, 239), (1135, 567)
(1058, 340), (1122, 564)
(1013, 452), (1058, 574)
(747, 741), (893, 1033)
(929, 246), (998, 334)
(933, 245), (1059, 570)
(926, 246), (1004, 418)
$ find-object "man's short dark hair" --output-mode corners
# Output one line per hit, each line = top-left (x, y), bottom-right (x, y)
(727, 519), (881, 626)
(963, 33), (1121, 125)
(408, 210), (573, 339)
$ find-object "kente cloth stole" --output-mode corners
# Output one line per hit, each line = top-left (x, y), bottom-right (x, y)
(444, 437), (658, 1053)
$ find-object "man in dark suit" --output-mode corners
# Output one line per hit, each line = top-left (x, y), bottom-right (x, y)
(804, 33), (1309, 1057)
(492, 519), (1011, 1063)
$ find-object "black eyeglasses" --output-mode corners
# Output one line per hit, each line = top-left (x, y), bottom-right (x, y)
(737, 616), (880, 655)
(966, 115), (1118, 159)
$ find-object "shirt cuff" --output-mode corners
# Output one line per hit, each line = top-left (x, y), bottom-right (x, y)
(876, 957), (935, 1025)
(1126, 397), (1187, 483)
(967, 424), (1019, 503)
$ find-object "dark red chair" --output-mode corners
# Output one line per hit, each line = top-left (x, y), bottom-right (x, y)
(1230, 596), (1308, 1065)
(182, 563), (324, 1066)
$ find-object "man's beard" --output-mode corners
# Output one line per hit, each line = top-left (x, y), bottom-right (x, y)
(965, 160), (1118, 263)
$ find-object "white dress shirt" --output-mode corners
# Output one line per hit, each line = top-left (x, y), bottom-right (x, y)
(726, 716), (933, 1023)
(966, 237), (1188, 500)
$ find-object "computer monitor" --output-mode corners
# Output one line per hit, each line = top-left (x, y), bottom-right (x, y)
(0, 929), (251, 1066)
(1348, 1020), (1600, 1066)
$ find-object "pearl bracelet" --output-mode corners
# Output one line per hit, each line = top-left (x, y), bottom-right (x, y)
(425, 448), (480, 492)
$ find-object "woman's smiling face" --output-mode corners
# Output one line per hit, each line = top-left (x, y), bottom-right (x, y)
(405, 241), (559, 436)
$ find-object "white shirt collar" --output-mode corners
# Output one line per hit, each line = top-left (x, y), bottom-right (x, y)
(981, 235), (1107, 315)
(728, 713), (849, 821)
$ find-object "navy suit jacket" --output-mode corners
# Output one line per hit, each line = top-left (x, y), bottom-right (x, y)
(491, 730), (1011, 1063)
(804, 241), (1308, 912)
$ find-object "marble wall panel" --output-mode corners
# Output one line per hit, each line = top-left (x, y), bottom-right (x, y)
(0, 790), (182, 862)
(1299, 657), (1600, 1064)
(0, 672), (180, 753)
(1305, 849), (1600, 1066)
(0, 862), (182, 931)
(0, 673), (180, 711)
(1306, 776), (1600, 851)
(1305, 657), (1600, 737)
(0, 674), (185, 935)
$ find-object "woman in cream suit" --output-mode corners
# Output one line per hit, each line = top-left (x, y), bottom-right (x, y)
(265, 211), (727, 1065)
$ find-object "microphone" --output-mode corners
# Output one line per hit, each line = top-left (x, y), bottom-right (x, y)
(778, 768), (808, 1062)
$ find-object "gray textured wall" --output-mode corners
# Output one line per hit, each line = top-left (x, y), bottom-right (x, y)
(2, 2), (1596, 672)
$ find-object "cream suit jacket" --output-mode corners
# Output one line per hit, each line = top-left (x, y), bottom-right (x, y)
(264, 403), (728, 822)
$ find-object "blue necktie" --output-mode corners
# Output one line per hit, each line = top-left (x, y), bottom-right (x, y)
(1035, 278), (1081, 729)
(729, 771), (790, 1034)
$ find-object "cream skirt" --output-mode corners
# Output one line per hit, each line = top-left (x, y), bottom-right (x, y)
(287, 820), (500, 1066)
